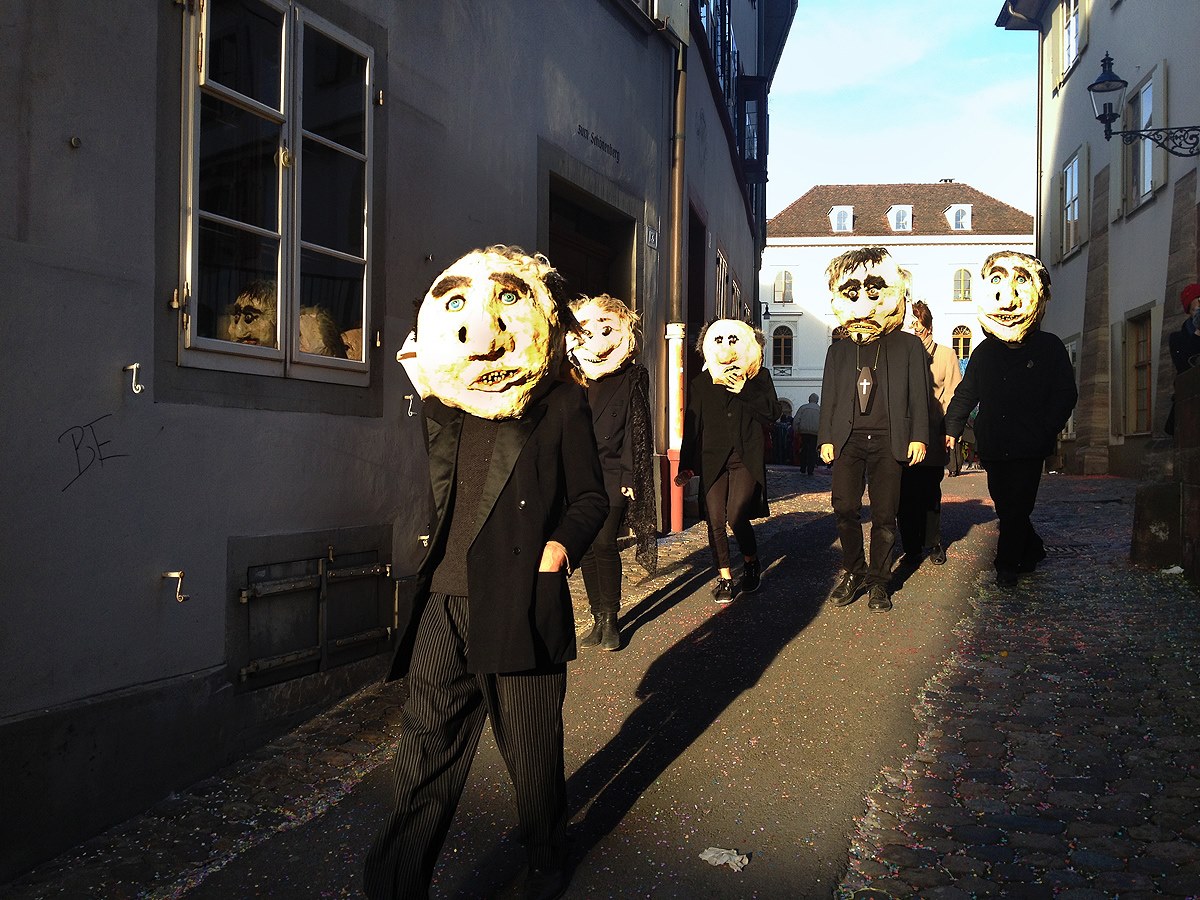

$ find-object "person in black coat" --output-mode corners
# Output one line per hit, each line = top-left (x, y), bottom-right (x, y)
(567, 295), (658, 652)
(818, 248), (931, 612)
(1166, 282), (1200, 435)
(370, 247), (607, 900)
(676, 319), (781, 603)
(945, 251), (1077, 588)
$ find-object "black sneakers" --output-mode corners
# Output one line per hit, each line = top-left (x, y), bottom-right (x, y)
(711, 577), (735, 604)
(738, 559), (761, 594)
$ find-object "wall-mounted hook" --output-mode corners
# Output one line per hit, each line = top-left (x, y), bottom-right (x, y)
(328, 544), (335, 562)
(123, 363), (144, 394)
(404, 394), (415, 417)
(162, 570), (189, 603)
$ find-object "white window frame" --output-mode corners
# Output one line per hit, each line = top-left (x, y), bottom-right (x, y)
(830, 205), (853, 232)
(773, 269), (794, 304)
(1062, 0), (1081, 74)
(887, 205), (912, 232)
(1129, 80), (1155, 201)
(1111, 62), (1167, 219)
(179, 0), (374, 386)
(945, 204), (972, 231)
(953, 268), (972, 302)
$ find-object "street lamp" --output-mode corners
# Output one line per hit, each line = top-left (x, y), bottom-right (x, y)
(1087, 52), (1200, 156)
(760, 301), (770, 321)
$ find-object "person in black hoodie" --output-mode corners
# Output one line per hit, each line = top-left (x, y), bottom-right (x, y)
(945, 251), (1077, 588)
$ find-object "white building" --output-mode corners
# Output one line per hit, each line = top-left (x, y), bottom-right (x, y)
(997, 0), (1200, 477)
(760, 182), (1034, 414)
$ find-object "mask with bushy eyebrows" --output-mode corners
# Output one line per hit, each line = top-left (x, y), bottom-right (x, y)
(700, 319), (761, 393)
(977, 251), (1049, 343)
(567, 294), (638, 380)
(826, 247), (910, 343)
(398, 247), (563, 419)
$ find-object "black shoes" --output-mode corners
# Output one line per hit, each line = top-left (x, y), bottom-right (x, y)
(738, 559), (761, 594)
(867, 584), (892, 611)
(517, 864), (572, 900)
(928, 543), (947, 566)
(712, 577), (735, 604)
(580, 611), (621, 651)
(996, 568), (1019, 588)
(828, 572), (866, 606)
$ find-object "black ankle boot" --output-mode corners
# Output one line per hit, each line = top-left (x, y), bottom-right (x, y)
(579, 614), (603, 647)
(594, 612), (620, 651)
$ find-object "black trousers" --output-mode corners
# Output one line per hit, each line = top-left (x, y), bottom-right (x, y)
(363, 593), (568, 898)
(797, 433), (818, 475)
(831, 431), (902, 587)
(704, 452), (759, 570)
(898, 464), (944, 554)
(983, 458), (1046, 574)
(580, 498), (627, 616)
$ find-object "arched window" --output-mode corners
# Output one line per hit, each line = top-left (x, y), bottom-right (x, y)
(772, 325), (793, 366)
(773, 270), (793, 303)
(953, 268), (971, 301)
(952, 325), (972, 360)
(835, 209), (851, 232)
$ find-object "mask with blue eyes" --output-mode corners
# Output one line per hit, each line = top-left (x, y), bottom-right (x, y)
(977, 250), (1050, 344)
(398, 247), (564, 419)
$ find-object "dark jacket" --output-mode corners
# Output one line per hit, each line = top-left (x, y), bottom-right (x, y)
(817, 329), (932, 462)
(680, 368), (780, 519)
(944, 330), (1077, 462)
(389, 379), (608, 677)
(586, 364), (658, 574)
(1169, 319), (1200, 374)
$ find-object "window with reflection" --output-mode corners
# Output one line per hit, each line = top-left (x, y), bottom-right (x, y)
(772, 326), (793, 367)
(773, 270), (793, 304)
(182, 0), (373, 383)
(953, 269), (971, 301)
(952, 325), (972, 360)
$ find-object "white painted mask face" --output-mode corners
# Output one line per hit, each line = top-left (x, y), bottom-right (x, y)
(405, 249), (562, 419)
(701, 319), (761, 392)
(828, 252), (908, 344)
(978, 252), (1047, 343)
(567, 297), (636, 381)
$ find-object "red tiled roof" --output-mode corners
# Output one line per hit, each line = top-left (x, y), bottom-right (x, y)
(767, 182), (1033, 237)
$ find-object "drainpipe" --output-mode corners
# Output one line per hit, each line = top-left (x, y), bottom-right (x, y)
(666, 43), (688, 534)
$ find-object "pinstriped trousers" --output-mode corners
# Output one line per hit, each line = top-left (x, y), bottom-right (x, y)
(363, 592), (568, 899)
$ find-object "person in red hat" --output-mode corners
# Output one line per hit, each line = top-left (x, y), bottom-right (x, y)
(1166, 282), (1200, 435)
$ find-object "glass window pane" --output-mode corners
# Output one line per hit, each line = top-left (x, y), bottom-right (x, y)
(197, 220), (280, 346)
(207, 0), (283, 109)
(301, 140), (365, 256)
(200, 94), (280, 230)
(303, 27), (367, 153)
(299, 249), (364, 360)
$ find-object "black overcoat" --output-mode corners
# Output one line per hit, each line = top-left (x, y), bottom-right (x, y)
(817, 329), (932, 462)
(680, 368), (781, 520)
(388, 379), (608, 678)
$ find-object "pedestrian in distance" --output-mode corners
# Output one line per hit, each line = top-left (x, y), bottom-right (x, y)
(795, 392), (821, 475)
(675, 319), (781, 604)
(945, 250), (1077, 588)
(566, 294), (658, 652)
(818, 247), (931, 612)
(369, 246), (608, 900)
(896, 299), (962, 570)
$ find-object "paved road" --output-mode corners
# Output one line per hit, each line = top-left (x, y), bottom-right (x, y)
(3, 467), (1198, 899)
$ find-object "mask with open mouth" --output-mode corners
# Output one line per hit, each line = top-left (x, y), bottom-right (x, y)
(699, 319), (762, 393)
(826, 247), (910, 344)
(399, 246), (565, 419)
(977, 250), (1050, 344)
(567, 294), (638, 381)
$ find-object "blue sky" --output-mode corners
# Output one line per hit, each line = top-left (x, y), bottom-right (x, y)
(766, 0), (1039, 216)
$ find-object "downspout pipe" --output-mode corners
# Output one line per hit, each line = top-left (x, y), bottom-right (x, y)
(666, 41), (687, 534)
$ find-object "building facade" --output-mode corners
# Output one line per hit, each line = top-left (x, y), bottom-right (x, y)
(0, 0), (795, 878)
(997, 0), (1200, 476)
(760, 182), (1034, 415)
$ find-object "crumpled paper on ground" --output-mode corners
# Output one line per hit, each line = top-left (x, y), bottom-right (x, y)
(1161, 565), (1184, 574)
(699, 846), (749, 871)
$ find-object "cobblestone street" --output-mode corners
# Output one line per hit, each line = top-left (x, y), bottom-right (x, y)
(2, 468), (1197, 899)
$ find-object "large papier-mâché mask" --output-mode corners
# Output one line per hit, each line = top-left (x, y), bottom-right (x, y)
(977, 251), (1049, 344)
(826, 247), (910, 344)
(567, 295), (637, 381)
(701, 319), (761, 393)
(398, 248), (563, 419)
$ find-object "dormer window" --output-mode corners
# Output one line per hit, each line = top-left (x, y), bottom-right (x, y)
(945, 204), (972, 230)
(830, 205), (854, 232)
(887, 205), (912, 231)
